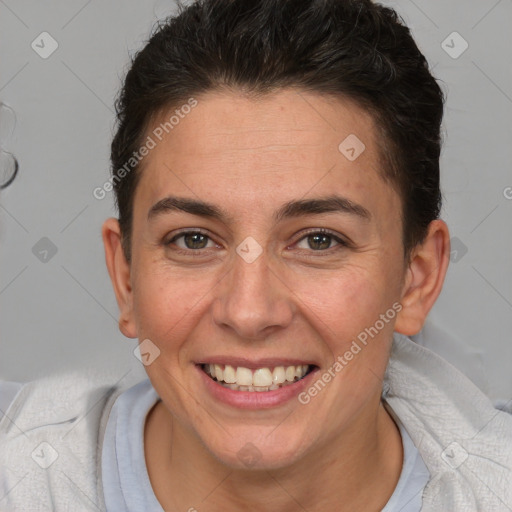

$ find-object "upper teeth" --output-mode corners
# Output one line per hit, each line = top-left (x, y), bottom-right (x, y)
(205, 364), (310, 387)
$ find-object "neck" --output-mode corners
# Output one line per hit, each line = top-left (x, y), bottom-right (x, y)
(144, 398), (403, 511)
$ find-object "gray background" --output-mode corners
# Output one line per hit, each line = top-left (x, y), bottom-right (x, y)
(0, 0), (511, 400)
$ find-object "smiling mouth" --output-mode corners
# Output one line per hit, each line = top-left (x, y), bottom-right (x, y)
(202, 363), (316, 392)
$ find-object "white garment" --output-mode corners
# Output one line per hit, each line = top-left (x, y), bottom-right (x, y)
(1, 333), (511, 511)
(383, 333), (512, 510)
(101, 378), (429, 511)
(410, 316), (489, 395)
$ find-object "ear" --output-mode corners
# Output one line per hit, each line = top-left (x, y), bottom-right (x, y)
(394, 219), (451, 336)
(101, 217), (137, 339)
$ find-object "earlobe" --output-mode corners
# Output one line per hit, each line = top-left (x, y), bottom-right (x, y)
(394, 219), (451, 336)
(101, 217), (137, 339)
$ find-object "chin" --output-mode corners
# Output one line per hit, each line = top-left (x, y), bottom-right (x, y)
(203, 428), (311, 471)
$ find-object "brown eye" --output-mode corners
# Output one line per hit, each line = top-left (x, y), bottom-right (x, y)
(306, 233), (334, 250)
(167, 230), (215, 250)
(295, 229), (347, 252)
(183, 232), (209, 249)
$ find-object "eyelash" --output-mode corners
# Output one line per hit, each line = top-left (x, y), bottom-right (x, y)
(164, 228), (349, 256)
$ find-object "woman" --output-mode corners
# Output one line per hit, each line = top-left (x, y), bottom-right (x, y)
(1, 0), (511, 510)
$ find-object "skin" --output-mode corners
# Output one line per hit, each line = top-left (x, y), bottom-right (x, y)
(102, 88), (450, 511)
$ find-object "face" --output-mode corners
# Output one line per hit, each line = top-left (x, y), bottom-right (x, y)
(115, 89), (412, 469)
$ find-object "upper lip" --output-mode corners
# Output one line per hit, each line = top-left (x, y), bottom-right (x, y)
(196, 357), (318, 369)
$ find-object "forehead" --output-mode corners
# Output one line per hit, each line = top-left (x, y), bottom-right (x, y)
(133, 89), (400, 229)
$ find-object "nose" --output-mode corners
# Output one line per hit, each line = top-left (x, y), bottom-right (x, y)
(211, 246), (294, 340)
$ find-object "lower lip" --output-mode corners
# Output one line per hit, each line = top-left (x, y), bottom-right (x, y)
(196, 364), (319, 409)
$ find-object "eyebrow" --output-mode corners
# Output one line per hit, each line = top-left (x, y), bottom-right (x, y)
(147, 194), (371, 224)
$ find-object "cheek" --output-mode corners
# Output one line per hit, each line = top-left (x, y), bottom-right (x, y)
(299, 269), (396, 412)
(293, 262), (397, 389)
(295, 264), (388, 337)
(131, 265), (200, 347)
